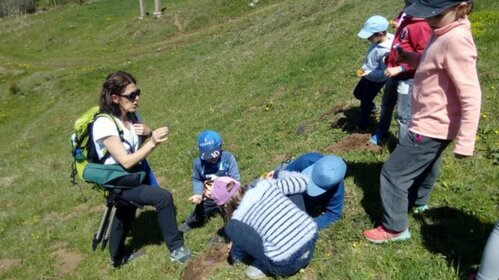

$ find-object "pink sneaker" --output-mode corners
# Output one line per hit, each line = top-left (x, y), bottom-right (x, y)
(363, 226), (411, 244)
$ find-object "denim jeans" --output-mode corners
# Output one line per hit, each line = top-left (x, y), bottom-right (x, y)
(353, 77), (385, 128)
(477, 222), (499, 280)
(380, 131), (451, 232)
(396, 79), (413, 141)
(375, 78), (413, 141)
(225, 220), (314, 277)
(109, 185), (184, 261)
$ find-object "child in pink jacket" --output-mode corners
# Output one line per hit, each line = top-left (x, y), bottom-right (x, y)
(363, 0), (481, 243)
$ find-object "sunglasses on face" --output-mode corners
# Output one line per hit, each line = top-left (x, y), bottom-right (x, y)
(120, 89), (141, 101)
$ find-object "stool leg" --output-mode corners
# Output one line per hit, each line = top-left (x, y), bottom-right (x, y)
(92, 204), (112, 251)
(101, 206), (116, 250)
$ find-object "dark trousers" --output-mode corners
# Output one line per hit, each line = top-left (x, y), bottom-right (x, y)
(380, 131), (451, 232)
(109, 185), (183, 261)
(225, 220), (314, 276)
(353, 77), (385, 128)
(184, 197), (222, 227)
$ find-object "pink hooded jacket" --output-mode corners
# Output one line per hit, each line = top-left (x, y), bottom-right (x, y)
(409, 17), (481, 156)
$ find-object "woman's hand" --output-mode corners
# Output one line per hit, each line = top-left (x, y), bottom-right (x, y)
(149, 126), (169, 146)
(132, 123), (152, 137)
(189, 194), (203, 205)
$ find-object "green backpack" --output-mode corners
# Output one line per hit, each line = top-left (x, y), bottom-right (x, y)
(70, 106), (124, 184)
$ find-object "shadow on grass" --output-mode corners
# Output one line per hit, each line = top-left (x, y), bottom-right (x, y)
(346, 160), (384, 223)
(332, 106), (398, 149)
(417, 206), (494, 276)
(128, 210), (164, 251)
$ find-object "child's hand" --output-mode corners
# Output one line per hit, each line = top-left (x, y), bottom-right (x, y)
(188, 194), (203, 204)
(261, 171), (274, 180)
(384, 66), (403, 78)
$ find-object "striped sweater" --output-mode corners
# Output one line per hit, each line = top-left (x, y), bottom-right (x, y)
(231, 171), (318, 265)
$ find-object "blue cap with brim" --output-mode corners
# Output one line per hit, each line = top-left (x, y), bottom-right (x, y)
(302, 155), (347, 197)
(197, 130), (222, 160)
(357, 15), (389, 39)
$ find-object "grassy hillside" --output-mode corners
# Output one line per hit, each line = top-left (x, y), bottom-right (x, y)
(0, 0), (497, 279)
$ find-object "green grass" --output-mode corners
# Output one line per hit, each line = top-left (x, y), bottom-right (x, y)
(0, 0), (498, 279)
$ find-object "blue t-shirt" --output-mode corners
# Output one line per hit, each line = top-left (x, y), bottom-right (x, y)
(192, 150), (240, 195)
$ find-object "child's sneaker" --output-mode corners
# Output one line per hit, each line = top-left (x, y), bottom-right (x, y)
(245, 265), (266, 279)
(363, 226), (411, 244)
(413, 204), (429, 214)
(369, 132), (383, 145)
(170, 245), (192, 264)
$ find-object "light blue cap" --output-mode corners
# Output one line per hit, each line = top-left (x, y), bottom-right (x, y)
(358, 15), (389, 39)
(302, 155), (347, 197)
(197, 130), (222, 160)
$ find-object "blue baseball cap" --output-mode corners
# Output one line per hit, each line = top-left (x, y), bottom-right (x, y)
(197, 130), (222, 160)
(358, 15), (389, 39)
(302, 155), (347, 197)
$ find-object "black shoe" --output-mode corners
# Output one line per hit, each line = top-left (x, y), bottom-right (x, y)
(110, 251), (145, 268)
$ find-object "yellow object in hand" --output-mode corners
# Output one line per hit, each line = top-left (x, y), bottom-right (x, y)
(356, 69), (364, 77)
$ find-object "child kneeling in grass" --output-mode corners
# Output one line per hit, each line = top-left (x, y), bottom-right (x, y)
(212, 173), (318, 279)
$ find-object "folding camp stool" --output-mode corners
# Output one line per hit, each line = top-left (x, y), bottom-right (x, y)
(92, 186), (144, 251)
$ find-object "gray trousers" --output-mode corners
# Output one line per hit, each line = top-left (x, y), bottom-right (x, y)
(477, 222), (499, 280)
(380, 131), (451, 232)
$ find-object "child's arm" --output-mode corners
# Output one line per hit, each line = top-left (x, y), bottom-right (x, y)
(273, 171), (308, 195)
(190, 160), (204, 204)
(315, 182), (345, 231)
(226, 153), (241, 181)
(445, 32), (481, 157)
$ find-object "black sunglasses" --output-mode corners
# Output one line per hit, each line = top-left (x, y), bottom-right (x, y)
(120, 89), (141, 101)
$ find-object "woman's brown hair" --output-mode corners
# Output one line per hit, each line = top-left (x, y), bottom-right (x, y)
(99, 71), (136, 117)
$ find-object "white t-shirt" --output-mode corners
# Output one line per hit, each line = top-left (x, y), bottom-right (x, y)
(92, 116), (139, 165)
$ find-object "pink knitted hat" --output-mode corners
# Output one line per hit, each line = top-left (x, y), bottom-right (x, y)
(211, 177), (241, 205)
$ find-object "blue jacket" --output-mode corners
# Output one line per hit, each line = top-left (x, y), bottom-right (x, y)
(278, 152), (345, 231)
(192, 150), (240, 195)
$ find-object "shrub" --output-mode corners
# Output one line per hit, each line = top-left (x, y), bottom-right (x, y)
(0, 0), (36, 18)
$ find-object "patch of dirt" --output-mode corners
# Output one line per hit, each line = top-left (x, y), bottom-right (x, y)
(181, 244), (230, 280)
(173, 12), (184, 32)
(52, 249), (85, 275)
(320, 102), (348, 120)
(0, 258), (22, 273)
(326, 133), (382, 154)
(0, 176), (16, 188)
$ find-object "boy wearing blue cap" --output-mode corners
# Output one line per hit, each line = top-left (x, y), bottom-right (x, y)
(354, 15), (394, 131)
(269, 153), (347, 231)
(180, 130), (240, 233)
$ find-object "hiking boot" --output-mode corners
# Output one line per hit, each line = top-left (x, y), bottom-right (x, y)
(178, 223), (192, 233)
(245, 265), (266, 279)
(363, 226), (411, 244)
(170, 245), (192, 264)
(110, 250), (145, 268)
(413, 205), (429, 214)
